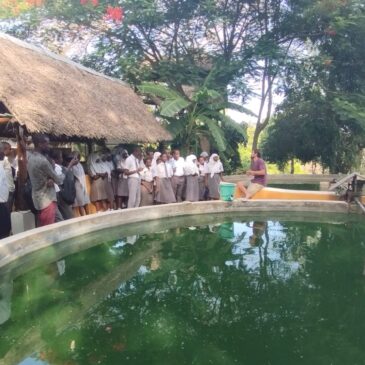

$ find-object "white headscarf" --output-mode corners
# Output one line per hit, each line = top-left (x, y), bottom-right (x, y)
(184, 154), (199, 176)
(152, 152), (161, 177)
(87, 152), (105, 175)
(207, 153), (223, 178)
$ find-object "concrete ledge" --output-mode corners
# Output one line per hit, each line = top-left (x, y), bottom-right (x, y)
(225, 174), (343, 184)
(0, 200), (352, 271)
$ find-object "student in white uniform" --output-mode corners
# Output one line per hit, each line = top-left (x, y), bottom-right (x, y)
(125, 147), (144, 208)
(205, 153), (224, 200)
(0, 142), (15, 211)
(88, 152), (108, 212)
(140, 157), (154, 206)
(171, 149), (186, 202)
(71, 153), (90, 216)
(184, 155), (200, 202)
(0, 143), (11, 238)
(155, 152), (176, 204)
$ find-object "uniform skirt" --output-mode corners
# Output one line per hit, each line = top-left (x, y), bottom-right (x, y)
(105, 179), (115, 204)
(185, 175), (199, 202)
(198, 175), (206, 201)
(117, 177), (129, 197)
(207, 173), (221, 199)
(140, 181), (154, 206)
(73, 179), (90, 207)
(90, 177), (107, 202)
(155, 178), (176, 204)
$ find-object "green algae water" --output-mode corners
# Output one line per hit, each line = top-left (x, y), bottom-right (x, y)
(1, 213), (365, 365)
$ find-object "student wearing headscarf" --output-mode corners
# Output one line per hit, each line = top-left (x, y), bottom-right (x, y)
(184, 155), (200, 202)
(140, 157), (154, 206)
(88, 152), (108, 212)
(155, 152), (176, 204)
(70, 153), (90, 216)
(151, 151), (161, 177)
(116, 149), (129, 209)
(205, 153), (224, 200)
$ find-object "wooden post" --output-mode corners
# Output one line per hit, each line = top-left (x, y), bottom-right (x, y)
(15, 124), (28, 210)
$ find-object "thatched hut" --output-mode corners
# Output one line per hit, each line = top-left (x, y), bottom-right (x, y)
(0, 32), (171, 142)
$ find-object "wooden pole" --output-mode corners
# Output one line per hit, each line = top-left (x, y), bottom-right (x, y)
(15, 124), (28, 210)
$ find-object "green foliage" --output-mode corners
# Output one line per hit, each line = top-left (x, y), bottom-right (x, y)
(138, 81), (248, 171)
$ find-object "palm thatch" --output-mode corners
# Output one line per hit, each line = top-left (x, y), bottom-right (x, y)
(0, 33), (171, 142)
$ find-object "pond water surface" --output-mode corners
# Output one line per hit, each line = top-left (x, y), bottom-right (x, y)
(1, 213), (365, 365)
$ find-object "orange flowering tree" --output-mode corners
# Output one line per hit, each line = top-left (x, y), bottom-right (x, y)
(0, 0), (123, 22)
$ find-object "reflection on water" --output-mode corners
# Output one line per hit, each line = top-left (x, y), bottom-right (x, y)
(1, 216), (365, 365)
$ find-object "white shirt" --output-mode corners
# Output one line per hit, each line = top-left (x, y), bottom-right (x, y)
(156, 162), (173, 178)
(171, 157), (185, 177)
(141, 167), (154, 182)
(54, 163), (63, 193)
(198, 162), (208, 176)
(125, 155), (145, 179)
(0, 163), (9, 203)
(0, 159), (15, 192)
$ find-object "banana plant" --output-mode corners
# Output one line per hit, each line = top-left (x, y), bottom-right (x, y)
(138, 82), (254, 159)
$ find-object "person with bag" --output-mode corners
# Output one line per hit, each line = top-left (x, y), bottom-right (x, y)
(50, 150), (77, 220)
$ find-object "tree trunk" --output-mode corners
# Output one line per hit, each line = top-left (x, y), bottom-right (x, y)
(290, 158), (295, 174)
(199, 134), (210, 154)
(252, 125), (261, 152)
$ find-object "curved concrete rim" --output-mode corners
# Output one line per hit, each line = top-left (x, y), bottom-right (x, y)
(0, 199), (357, 271)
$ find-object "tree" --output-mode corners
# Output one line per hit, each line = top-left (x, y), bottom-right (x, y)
(263, 0), (365, 173)
(138, 81), (249, 171)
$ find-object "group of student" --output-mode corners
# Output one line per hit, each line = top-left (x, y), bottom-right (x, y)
(87, 146), (225, 210)
(0, 134), (227, 234)
(0, 133), (267, 236)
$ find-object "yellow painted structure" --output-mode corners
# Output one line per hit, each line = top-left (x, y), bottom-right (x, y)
(234, 186), (340, 201)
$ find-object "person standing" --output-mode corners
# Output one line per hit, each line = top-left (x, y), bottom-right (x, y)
(0, 142), (15, 212)
(205, 153), (224, 200)
(171, 149), (186, 202)
(71, 153), (90, 216)
(0, 143), (11, 238)
(125, 147), (144, 208)
(155, 153), (176, 204)
(140, 158), (154, 206)
(50, 149), (75, 221)
(184, 155), (200, 202)
(27, 135), (65, 227)
(88, 152), (108, 212)
(237, 149), (267, 199)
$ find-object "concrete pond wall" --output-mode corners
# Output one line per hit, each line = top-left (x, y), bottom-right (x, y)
(0, 199), (356, 274)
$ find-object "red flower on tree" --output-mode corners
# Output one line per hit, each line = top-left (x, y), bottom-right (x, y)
(79, 0), (98, 6)
(105, 6), (124, 22)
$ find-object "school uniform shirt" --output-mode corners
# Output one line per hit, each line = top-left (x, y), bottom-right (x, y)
(0, 163), (9, 203)
(0, 159), (15, 193)
(198, 162), (208, 176)
(125, 155), (145, 179)
(141, 167), (154, 182)
(171, 157), (185, 177)
(156, 162), (173, 178)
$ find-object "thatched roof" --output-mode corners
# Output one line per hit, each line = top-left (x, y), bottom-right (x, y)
(0, 33), (171, 142)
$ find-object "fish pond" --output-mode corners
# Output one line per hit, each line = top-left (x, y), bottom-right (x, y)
(1, 212), (365, 365)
